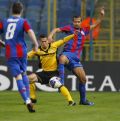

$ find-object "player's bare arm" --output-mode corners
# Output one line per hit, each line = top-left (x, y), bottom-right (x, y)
(90, 7), (105, 30)
(48, 28), (61, 43)
(27, 29), (38, 52)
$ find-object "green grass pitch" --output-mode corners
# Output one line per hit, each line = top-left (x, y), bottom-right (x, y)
(0, 91), (120, 121)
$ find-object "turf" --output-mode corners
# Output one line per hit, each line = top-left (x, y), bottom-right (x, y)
(0, 91), (120, 121)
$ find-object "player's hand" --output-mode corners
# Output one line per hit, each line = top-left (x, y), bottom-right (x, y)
(100, 7), (105, 16)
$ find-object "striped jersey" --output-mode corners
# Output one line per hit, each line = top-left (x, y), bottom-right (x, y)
(60, 24), (90, 58)
(0, 16), (31, 59)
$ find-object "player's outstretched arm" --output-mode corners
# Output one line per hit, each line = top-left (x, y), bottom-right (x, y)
(63, 34), (74, 43)
(52, 34), (74, 48)
(48, 28), (61, 43)
(0, 39), (5, 47)
(90, 7), (105, 30)
(27, 29), (38, 52)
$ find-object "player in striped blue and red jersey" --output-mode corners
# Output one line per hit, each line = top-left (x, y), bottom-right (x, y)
(48, 7), (105, 106)
(0, 2), (38, 112)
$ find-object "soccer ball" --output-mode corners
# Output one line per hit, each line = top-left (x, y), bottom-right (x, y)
(49, 76), (62, 88)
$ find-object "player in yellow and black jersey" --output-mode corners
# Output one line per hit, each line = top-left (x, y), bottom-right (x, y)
(27, 34), (76, 106)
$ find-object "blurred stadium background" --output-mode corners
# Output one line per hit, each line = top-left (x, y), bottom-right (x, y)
(0, 0), (120, 91)
(0, 0), (120, 61)
(0, 1), (120, 121)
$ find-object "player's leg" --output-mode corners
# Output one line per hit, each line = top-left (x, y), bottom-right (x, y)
(16, 74), (35, 112)
(59, 85), (76, 106)
(20, 58), (31, 99)
(73, 67), (94, 106)
(22, 72), (30, 99)
(7, 59), (35, 112)
(28, 73), (38, 103)
(28, 73), (38, 83)
(28, 71), (45, 104)
(7, 59), (30, 103)
(15, 74), (31, 103)
(49, 76), (76, 106)
(29, 83), (37, 103)
(73, 67), (86, 102)
(58, 54), (69, 84)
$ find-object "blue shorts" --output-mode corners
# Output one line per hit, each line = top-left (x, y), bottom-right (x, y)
(7, 57), (27, 77)
(62, 52), (83, 70)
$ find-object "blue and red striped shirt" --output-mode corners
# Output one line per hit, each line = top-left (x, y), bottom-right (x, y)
(0, 16), (31, 59)
(60, 24), (90, 58)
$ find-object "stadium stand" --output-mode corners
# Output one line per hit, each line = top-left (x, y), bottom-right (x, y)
(0, 0), (120, 61)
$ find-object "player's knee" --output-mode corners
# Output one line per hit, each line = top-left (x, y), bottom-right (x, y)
(22, 71), (27, 76)
(77, 75), (86, 84)
(74, 68), (87, 84)
(79, 77), (86, 84)
(49, 76), (62, 88)
(59, 55), (68, 64)
(15, 74), (22, 80)
(28, 73), (37, 83)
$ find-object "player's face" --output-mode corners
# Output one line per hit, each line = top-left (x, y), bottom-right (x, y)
(73, 17), (82, 29)
(41, 38), (49, 49)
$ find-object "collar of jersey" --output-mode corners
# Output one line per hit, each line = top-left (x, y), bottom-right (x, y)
(40, 44), (51, 53)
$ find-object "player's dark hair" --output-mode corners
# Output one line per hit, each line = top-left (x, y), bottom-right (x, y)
(12, 2), (23, 14)
(39, 34), (47, 39)
(72, 15), (82, 21)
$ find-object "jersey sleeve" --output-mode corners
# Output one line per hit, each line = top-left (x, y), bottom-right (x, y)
(27, 50), (36, 58)
(59, 25), (71, 32)
(23, 19), (31, 32)
(83, 26), (90, 36)
(52, 34), (74, 48)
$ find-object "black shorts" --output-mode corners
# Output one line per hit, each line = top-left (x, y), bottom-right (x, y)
(35, 70), (59, 84)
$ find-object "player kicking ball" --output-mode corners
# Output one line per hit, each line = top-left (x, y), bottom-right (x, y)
(28, 34), (76, 106)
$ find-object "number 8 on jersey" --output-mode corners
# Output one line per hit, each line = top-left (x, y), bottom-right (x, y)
(5, 23), (16, 40)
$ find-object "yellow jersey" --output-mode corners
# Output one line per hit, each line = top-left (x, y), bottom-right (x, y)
(27, 34), (74, 71)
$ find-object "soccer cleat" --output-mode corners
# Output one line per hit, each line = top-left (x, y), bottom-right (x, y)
(26, 103), (35, 113)
(79, 100), (94, 106)
(31, 98), (37, 104)
(68, 101), (76, 106)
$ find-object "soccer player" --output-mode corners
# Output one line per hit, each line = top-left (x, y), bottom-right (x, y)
(48, 7), (105, 105)
(28, 34), (76, 106)
(0, 2), (38, 112)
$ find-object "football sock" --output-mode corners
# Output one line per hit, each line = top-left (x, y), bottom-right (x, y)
(22, 75), (30, 98)
(59, 85), (73, 102)
(58, 64), (65, 84)
(30, 83), (37, 100)
(16, 79), (28, 102)
(79, 83), (86, 102)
